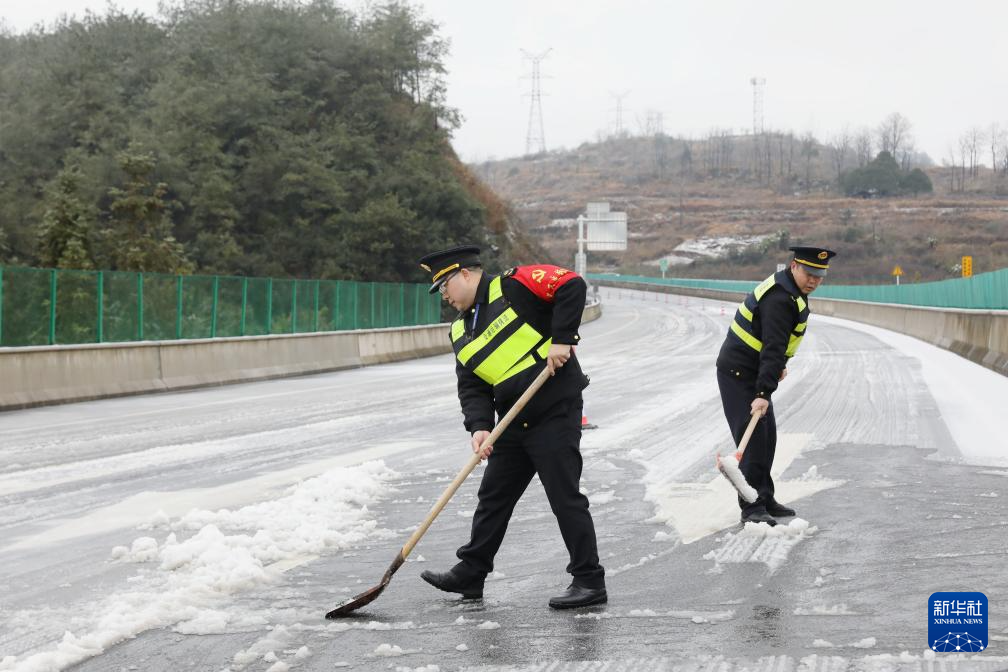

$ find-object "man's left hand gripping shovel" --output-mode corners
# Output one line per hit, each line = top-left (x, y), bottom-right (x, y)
(325, 366), (553, 618)
(715, 411), (760, 504)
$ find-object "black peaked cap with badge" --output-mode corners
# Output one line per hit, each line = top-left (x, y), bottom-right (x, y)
(788, 246), (837, 277)
(419, 245), (482, 294)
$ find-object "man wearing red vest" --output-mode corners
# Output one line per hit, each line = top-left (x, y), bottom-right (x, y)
(417, 245), (606, 609)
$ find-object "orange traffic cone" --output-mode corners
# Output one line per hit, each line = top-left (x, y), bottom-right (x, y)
(581, 411), (598, 430)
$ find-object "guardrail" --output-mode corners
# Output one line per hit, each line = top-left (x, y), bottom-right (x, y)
(592, 277), (1007, 377)
(0, 299), (604, 411)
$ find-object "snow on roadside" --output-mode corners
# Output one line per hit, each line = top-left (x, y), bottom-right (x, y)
(0, 460), (396, 672)
(816, 315), (1008, 466)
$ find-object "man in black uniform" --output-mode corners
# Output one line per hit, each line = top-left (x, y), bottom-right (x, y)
(417, 245), (606, 609)
(715, 246), (837, 526)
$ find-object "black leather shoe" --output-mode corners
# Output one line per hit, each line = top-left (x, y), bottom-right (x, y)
(740, 508), (778, 526)
(548, 584), (608, 609)
(420, 569), (484, 599)
(765, 498), (795, 517)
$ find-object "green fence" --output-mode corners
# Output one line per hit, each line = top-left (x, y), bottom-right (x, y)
(588, 268), (1008, 310)
(0, 266), (443, 347)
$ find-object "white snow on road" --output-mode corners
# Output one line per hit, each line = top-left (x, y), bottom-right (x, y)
(815, 314), (1008, 466)
(0, 460), (396, 672)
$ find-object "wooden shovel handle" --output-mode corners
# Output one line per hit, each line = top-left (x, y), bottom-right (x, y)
(735, 411), (762, 458)
(402, 366), (553, 557)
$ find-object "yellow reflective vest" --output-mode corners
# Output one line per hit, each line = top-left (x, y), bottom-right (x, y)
(728, 270), (809, 358)
(451, 276), (553, 387)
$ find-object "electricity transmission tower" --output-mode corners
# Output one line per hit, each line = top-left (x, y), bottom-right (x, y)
(522, 49), (551, 155)
(750, 76), (766, 135)
(610, 90), (631, 136)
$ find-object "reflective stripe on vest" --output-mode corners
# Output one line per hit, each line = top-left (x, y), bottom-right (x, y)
(451, 276), (550, 386)
(729, 272), (809, 357)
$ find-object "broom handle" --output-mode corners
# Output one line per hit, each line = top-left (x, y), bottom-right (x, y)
(402, 366), (553, 557)
(735, 411), (762, 457)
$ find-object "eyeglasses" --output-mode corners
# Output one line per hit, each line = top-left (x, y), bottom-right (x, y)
(438, 271), (459, 295)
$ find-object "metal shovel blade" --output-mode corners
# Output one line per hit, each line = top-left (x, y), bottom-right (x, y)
(325, 553), (405, 619)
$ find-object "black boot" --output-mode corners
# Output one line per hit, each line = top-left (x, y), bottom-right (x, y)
(548, 584), (608, 609)
(764, 498), (795, 517)
(420, 568), (484, 599)
(740, 507), (778, 526)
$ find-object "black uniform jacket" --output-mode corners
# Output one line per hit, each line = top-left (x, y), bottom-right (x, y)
(456, 271), (590, 433)
(715, 268), (806, 399)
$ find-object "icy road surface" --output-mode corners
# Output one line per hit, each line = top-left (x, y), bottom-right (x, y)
(1, 288), (1006, 671)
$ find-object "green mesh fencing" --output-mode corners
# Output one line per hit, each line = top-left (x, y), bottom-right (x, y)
(588, 268), (1008, 310)
(0, 265), (443, 347)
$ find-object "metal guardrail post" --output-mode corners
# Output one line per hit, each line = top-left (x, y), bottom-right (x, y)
(211, 275), (219, 338)
(313, 280), (320, 332)
(266, 277), (273, 334)
(49, 269), (57, 345)
(240, 277), (248, 336)
(0, 267), (5, 345)
(176, 275), (183, 339)
(97, 271), (104, 343)
(137, 273), (144, 341)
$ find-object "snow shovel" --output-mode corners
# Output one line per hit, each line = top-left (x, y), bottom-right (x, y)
(715, 411), (760, 504)
(325, 365), (553, 618)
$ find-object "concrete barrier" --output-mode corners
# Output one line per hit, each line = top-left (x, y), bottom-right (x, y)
(0, 302), (605, 411)
(597, 279), (1008, 377)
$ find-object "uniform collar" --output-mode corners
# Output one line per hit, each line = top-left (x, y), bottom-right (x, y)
(777, 268), (805, 298)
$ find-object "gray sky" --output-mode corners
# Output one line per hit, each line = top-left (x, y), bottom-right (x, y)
(5, 0), (1007, 164)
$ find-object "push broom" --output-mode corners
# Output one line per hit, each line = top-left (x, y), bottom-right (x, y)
(715, 411), (760, 504)
(325, 366), (552, 618)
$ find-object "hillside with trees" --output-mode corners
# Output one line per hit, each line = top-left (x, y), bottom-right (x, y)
(475, 122), (1008, 284)
(0, 0), (539, 282)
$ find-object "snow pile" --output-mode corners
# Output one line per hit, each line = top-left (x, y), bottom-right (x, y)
(2, 460), (396, 672)
(674, 235), (771, 258)
(704, 518), (816, 573)
(794, 603), (858, 615)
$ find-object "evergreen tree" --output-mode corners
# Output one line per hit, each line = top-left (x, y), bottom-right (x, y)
(37, 164), (96, 269)
(103, 147), (192, 274)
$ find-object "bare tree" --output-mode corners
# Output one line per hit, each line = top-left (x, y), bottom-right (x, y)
(990, 122), (1002, 175)
(854, 128), (873, 166)
(966, 126), (984, 178)
(877, 112), (912, 159)
(959, 134), (970, 187)
(799, 131), (819, 188)
(828, 127), (852, 180)
(945, 147), (958, 192)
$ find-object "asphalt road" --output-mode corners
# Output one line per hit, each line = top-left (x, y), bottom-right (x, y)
(1, 288), (1006, 671)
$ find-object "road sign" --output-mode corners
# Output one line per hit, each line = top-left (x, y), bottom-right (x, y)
(891, 265), (903, 276)
(658, 257), (669, 278)
(962, 255), (973, 277)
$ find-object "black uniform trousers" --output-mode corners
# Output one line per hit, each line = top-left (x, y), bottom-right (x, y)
(453, 396), (606, 589)
(716, 368), (778, 513)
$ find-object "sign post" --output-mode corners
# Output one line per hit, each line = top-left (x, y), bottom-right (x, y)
(658, 257), (669, 279)
(891, 265), (903, 286)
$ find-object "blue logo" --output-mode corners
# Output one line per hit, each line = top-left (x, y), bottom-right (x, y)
(929, 592), (988, 652)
